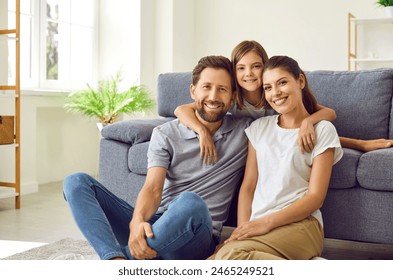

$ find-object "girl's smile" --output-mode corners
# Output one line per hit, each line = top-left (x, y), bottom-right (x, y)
(236, 51), (263, 94)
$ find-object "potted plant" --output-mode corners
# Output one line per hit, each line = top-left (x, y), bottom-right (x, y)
(376, 0), (393, 16)
(64, 71), (155, 129)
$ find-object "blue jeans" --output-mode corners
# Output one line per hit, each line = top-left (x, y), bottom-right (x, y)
(63, 172), (216, 260)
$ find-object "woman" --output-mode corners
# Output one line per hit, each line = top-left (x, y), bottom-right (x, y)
(210, 56), (343, 260)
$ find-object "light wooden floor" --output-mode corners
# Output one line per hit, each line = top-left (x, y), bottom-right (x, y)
(1, 181), (392, 259)
(0, 181), (84, 243)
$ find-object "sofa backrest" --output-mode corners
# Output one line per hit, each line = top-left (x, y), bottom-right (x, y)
(157, 69), (393, 140)
(157, 72), (193, 118)
(306, 68), (393, 140)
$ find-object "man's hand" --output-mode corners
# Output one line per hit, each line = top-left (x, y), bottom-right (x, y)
(129, 218), (157, 260)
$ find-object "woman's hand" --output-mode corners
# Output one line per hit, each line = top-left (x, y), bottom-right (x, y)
(224, 218), (272, 243)
(298, 118), (316, 153)
(198, 128), (218, 165)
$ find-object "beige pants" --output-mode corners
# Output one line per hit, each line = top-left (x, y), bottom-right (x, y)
(209, 216), (324, 260)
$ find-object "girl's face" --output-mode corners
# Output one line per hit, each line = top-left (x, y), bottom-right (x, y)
(262, 67), (305, 115)
(235, 51), (263, 94)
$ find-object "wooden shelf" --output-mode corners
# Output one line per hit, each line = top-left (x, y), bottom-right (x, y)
(0, 29), (17, 35)
(350, 17), (393, 24)
(0, 143), (18, 147)
(350, 58), (393, 63)
(0, 85), (17, 90)
(348, 13), (393, 70)
(0, 187), (19, 199)
(0, 93), (18, 98)
(0, 0), (21, 208)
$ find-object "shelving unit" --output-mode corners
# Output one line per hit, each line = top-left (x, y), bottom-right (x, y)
(348, 12), (393, 70)
(0, 0), (21, 208)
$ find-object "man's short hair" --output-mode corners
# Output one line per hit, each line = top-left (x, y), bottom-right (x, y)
(191, 56), (235, 91)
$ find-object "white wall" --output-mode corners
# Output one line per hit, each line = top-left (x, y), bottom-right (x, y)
(35, 102), (100, 184)
(194, 0), (388, 71)
(24, 94), (100, 191)
(140, 0), (389, 91)
(99, 0), (141, 84)
(141, 0), (196, 91)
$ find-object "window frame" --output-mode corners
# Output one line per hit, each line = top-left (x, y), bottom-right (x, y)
(20, 0), (98, 91)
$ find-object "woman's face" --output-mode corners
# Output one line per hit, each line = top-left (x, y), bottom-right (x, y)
(235, 51), (263, 94)
(262, 67), (305, 115)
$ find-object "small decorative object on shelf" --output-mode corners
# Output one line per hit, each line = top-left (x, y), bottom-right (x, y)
(376, 0), (393, 16)
(64, 71), (155, 126)
(0, 116), (15, 145)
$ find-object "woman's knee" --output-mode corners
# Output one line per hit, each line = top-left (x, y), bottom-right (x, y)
(214, 244), (247, 260)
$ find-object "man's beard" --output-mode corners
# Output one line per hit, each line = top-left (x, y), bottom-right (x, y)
(196, 107), (227, 123)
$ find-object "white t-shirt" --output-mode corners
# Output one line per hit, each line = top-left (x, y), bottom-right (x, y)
(245, 115), (343, 226)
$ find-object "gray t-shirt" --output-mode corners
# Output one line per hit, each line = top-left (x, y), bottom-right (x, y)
(229, 101), (276, 120)
(148, 115), (251, 239)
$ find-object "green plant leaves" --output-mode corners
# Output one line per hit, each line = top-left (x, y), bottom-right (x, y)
(64, 72), (155, 124)
(376, 0), (393, 7)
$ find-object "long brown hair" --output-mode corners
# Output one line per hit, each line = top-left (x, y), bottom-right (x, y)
(261, 56), (317, 115)
(231, 40), (269, 110)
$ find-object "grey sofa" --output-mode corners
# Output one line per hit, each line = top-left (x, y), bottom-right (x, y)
(99, 69), (393, 254)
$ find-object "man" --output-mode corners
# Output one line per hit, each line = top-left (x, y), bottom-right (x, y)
(63, 55), (251, 260)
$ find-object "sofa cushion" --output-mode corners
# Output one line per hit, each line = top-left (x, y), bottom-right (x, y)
(329, 148), (362, 189)
(101, 118), (172, 145)
(357, 148), (393, 192)
(128, 142), (149, 175)
(306, 68), (393, 140)
(157, 72), (193, 118)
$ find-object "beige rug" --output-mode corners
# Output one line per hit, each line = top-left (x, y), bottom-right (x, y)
(1, 238), (98, 260)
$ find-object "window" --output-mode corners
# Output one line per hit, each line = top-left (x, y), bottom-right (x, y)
(5, 0), (98, 90)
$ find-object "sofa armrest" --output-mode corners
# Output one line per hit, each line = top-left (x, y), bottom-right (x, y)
(101, 118), (174, 144)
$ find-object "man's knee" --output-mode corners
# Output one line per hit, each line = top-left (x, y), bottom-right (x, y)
(63, 172), (90, 200)
(176, 192), (208, 214)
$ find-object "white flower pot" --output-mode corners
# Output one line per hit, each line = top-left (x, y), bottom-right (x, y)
(96, 123), (107, 131)
(385, 6), (393, 17)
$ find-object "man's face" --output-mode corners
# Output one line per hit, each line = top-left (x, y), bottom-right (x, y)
(190, 68), (233, 123)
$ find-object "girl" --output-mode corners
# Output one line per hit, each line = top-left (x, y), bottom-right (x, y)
(211, 56), (343, 260)
(174, 41), (337, 164)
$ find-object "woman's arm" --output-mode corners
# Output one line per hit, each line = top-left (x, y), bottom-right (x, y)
(236, 142), (258, 226)
(298, 104), (336, 153)
(226, 148), (335, 242)
(174, 103), (217, 164)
